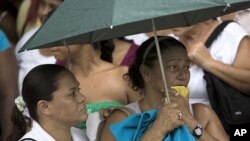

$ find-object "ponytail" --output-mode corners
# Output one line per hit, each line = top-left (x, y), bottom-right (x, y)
(7, 105), (31, 141)
(94, 40), (114, 63)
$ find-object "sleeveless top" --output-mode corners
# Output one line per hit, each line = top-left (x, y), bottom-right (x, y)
(125, 101), (141, 113)
(188, 22), (248, 106)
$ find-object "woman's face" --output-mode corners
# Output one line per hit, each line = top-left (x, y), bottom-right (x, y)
(48, 72), (87, 125)
(50, 45), (81, 61)
(39, 0), (62, 23)
(148, 47), (190, 92)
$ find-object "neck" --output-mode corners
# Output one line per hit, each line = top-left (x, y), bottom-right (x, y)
(39, 120), (73, 141)
(139, 88), (164, 112)
(69, 44), (104, 76)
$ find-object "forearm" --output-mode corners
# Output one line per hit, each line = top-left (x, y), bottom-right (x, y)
(204, 59), (250, 94)
(184, 113), (229, 141)
(0, 47), (19, 96)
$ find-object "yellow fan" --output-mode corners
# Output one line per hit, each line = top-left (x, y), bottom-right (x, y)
(171, 86), (189, 99)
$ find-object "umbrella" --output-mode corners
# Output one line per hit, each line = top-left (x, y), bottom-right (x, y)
(19, 0), (250, 51)
(19, 0), (250, 102)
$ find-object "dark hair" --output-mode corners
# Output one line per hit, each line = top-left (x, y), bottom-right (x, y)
(125, 36), (186, 91)
(7, 64), (72, 141)
(93, 40), (115, 63)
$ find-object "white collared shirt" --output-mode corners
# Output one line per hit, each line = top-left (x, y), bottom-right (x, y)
(19, 120), (89, 141)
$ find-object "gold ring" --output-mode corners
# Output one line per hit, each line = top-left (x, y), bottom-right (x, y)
(175, 92), (180, 96)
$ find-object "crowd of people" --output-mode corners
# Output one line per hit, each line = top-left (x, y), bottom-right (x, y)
(1, 0), (250, 140)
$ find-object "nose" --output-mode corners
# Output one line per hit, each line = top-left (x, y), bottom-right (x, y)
(176, 68), (190, 84)
(77, 93), (86, 104)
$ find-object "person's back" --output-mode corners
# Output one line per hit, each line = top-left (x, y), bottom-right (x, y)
(50, 42), (140, 108)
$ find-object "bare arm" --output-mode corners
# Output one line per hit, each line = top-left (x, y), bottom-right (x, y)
(186, 36), (250, 94)
(0, 47), (19, 140)
(99, 110), (128, 141)
(170, 90), (229, 141)
(191, 104), (229, 141)
(205, 37), (250, 94)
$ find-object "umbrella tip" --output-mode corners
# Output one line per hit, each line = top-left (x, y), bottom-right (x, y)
(223, 3), (231, 12)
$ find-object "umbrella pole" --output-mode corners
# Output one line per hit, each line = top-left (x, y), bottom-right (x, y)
(151, 19), (170, 104)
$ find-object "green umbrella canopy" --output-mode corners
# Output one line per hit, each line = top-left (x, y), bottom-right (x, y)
(19, 0), (250, 52)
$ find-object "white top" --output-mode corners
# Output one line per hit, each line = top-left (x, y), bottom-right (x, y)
(125, 33), (149, 46)
(236, 9), (250, 34)
(189, 22), (248, 106)
(125, 101), (141, 113)
(86, 112), (101, 141)
(15, 27), (56, 95)
(19, 120), (89, 141)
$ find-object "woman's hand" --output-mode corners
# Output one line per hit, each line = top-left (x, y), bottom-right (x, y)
(185, 40), (214, 69)
(168, 88), (197, 127)
(154, 102), (184, 134)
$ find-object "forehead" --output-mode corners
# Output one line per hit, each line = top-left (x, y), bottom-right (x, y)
(57, 72), (77, 87)
(162, 47), (188, 60)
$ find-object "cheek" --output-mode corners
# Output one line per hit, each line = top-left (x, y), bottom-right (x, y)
(165, 75), (176, 86)
(52, 101), (78, 118)
(150, 70), (165, 88)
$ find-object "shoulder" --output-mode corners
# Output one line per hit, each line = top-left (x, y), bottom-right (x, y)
(222, 21), (248, 37)
(105, 108), (130, 125)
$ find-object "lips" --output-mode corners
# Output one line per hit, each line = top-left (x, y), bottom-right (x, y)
(173, 84), (187, 87)
(80, 105), (87, 113)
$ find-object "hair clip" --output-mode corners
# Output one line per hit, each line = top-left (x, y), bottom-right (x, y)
(15, 96), (26, 113)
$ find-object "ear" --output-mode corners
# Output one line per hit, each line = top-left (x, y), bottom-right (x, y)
(139, 64), (151, 81)
(37, 100), (52, 116)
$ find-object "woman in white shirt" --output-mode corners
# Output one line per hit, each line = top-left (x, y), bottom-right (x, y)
(7, 64), (89, 141)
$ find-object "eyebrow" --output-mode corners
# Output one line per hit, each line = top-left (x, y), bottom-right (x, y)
(165, 58), (190, 62)
(68, 86), (77, 92)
